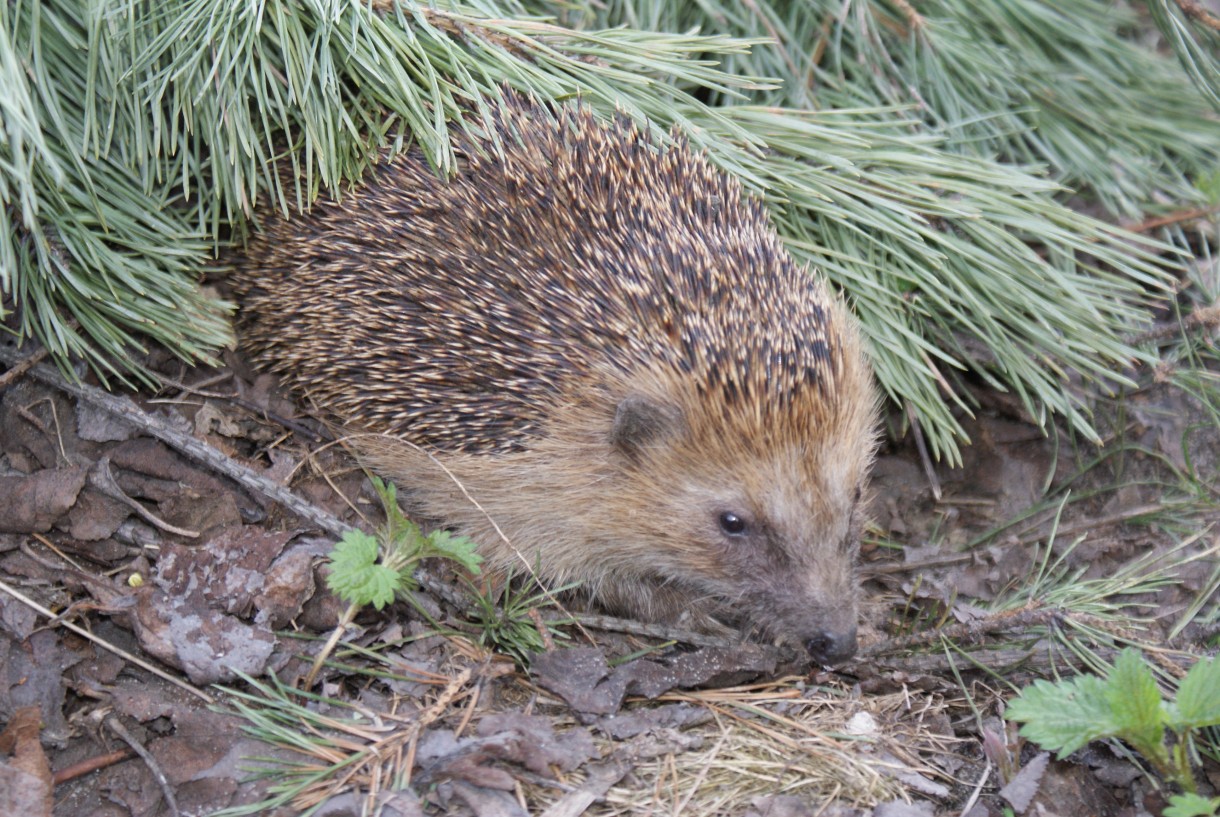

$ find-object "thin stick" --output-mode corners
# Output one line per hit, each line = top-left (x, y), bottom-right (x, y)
(52, 749), (135, 785)
(907, 402), (943, 501)
(0, 577), (213, 703)
(104, 715), (180, 817)
(0, 345), (349, 539)
(0, 344), (48, 388)
(1175, 0), (1220, 32)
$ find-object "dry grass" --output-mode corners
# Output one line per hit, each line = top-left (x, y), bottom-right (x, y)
(518, 681), (966, 815)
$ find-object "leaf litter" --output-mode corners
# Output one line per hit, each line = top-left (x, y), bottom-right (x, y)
(0, 313), (1217, 816)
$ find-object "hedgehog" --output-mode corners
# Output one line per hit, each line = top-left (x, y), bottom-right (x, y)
(230, 92), (879, 666)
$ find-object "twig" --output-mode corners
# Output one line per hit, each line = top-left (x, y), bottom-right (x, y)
(1014, 502), (1165, 545)
(907, 402), (942, 501)
(1126, 205), (1219, 233)
(0, 344), (349, 539)
(102, 714), (180, 817)
(1129, 303), (1220, 346)
(1175, 0), (1220, 32)
(863, 552), (975, 576)
(26, 534), (89, 573)
(303, 603), (360, 690)
(551, 610), (741, 649)
(0, 344), (48, 387)
(868, 501), (1175, 579)
(0, 576), (214, 703)
(90, 457), (201, 538)
(858, 602), (1057, 658)
(528, 607), (555, 652)
(52, 749), (135, 785)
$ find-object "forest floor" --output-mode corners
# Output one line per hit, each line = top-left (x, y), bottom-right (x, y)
(0, 325), (1217, 817)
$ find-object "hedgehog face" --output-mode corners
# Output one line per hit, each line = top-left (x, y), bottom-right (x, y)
(608, 390), (875, 665)
(680, 447), (867, 666)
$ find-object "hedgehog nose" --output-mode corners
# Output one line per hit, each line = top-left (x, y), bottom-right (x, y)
(805, 627), (857, 666)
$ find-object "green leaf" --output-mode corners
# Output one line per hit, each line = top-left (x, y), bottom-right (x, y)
(1174, 656), (1220, 730)
(424, 529), (484, 574)
(371, 476), (425, 550)
(1007, 675), (1119, 758)
(328, 529), (380, 572)
(1105, 648), (1167, 755)
(326, 529), (400, 609)
(1164, 793), (1220, 817)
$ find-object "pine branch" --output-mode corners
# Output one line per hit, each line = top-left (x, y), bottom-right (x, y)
(3, 0), (1216, 461)
(1148, 0), (1220, 113)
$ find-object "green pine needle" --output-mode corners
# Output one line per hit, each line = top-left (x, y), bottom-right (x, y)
(4, 0), (1219, 460)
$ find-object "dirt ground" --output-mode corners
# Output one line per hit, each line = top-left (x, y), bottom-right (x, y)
(0, 328), (1217, 817)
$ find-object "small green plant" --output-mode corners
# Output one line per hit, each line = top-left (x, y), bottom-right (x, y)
(1007, 648), (1220, 813)
(305, 476), (482, 687)
(326, 477), (482, 611)
(462, 568), (576, 667)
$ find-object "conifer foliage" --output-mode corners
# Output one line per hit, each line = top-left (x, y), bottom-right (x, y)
(3, 0), (1219, 458)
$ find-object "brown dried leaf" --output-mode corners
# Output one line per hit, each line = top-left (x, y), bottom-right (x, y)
(528, 648), (624, 715)
(530, 644), (777, 715)
(132, 587), (276, 684)
(1000, 752), (1050, 814)
(0, 706), (53, 817)
(450, 780), (528, 817)
(0, 468), (87, 533)
(473, 713), (597, 775)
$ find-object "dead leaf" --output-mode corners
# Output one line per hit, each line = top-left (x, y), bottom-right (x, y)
(193, 403), (245, 439)
(415, 717), (596, 796)
(528, 648), (627, 715)
(132, 587), (276, 684)
(313, 791), (425, 817)
(1000, 752), (1049, 814)
(873, 800), (935, 817)
(595, 702), (711, 739)
(75, 400), (135, 443)
(254, 541), (323, 628)
(0, 468), (87, 533)
(108, 438), (243, 537)
(530, 644), (776, 716)
(64, 486), (132, 541)
(157, 530), (294, 617)
(744, 794), (848, 817)
(0, 706), (53, 817)
(0, 631), (75, 741)
(450, 780), (528, 817)
(473, 713), (597, 775)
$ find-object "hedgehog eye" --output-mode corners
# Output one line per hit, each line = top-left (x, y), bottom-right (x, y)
(718, 511), (748, 537)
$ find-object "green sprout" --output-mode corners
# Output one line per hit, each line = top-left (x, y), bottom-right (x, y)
(1008, 648), (1220, 813)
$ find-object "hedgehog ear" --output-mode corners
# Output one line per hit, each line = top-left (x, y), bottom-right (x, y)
(611, 395), (682, 457)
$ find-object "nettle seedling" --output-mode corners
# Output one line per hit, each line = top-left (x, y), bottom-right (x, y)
(326, 477), (482, 611)
(303, 477), (483, 687)
(1007, 648), (1220, 816)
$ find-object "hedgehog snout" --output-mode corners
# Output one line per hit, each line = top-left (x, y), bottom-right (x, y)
(804, 626), (858, 666)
